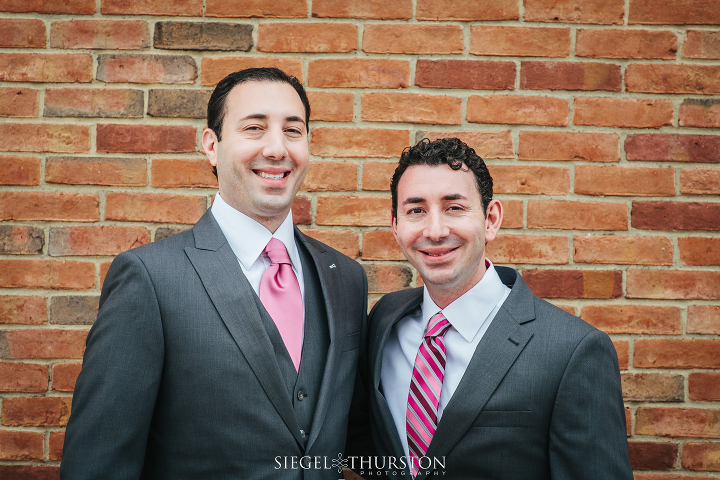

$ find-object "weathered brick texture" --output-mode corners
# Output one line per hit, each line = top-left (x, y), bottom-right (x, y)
(0, 2), (717, 475)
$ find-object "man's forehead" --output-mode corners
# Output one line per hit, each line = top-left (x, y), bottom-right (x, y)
(226, 80), (304, 113)
(397, 163), (479, 200)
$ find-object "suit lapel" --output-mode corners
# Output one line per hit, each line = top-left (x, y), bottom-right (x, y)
(184, 211), (302, 445)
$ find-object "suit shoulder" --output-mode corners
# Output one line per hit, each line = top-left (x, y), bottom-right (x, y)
(532, 295), (606, 343)
(300, 231), (364, 274)
(112, 228), (194, 269)
(370, 287), (422, 319)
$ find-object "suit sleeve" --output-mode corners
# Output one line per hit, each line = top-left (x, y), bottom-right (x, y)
(60, 251), (164, 480)
(548, 328), (633, 480)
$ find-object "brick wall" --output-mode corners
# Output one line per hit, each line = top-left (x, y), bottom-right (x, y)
(0, 0), (719, 477)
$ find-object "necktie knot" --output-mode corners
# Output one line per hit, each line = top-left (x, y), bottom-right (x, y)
(263, 238), (292, 266)
(425, 312), (451, 339)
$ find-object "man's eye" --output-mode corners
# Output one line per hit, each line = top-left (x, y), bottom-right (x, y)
(286, 127), (304, 135)
(407, 208), (423, 215)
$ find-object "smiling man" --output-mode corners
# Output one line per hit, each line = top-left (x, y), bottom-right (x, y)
(61, 68), (368, 480)
(363, 137), (632, 479)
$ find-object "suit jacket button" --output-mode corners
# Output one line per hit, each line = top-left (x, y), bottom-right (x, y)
(300, 429), (306, 439)
(297, 390), (306, 401)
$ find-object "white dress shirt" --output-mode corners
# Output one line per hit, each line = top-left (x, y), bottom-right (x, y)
(381, 259), (511, 458)
(210, 193), (305, 322)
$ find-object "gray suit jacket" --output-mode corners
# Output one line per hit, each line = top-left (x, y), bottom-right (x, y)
(61, 210), (367, 480)
(365, 266), (632, 480)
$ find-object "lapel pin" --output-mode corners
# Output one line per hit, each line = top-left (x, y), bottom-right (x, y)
(329, 264), (336, 269)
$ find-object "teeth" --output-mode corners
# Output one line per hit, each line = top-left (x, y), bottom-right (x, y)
(258, 171), (285, 180)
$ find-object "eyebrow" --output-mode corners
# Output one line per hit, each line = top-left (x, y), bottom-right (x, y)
(401, 193), (467, 205)
(239, 113), (306, 125)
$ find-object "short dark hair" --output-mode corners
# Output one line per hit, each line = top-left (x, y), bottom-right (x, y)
(206, 67), (310, 177)
(391, 137), (493, 218)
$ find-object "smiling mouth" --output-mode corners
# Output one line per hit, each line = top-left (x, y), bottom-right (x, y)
(421, 246), (459, 257)
(254, 170), (289, 180)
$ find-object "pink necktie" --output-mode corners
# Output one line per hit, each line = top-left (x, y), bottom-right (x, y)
(259, 238), (303, 372)
(406, 312), (451, 478)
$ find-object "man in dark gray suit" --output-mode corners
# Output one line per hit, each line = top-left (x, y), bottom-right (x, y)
(61, 68), (367, 479)
(361, 137), (632, 479)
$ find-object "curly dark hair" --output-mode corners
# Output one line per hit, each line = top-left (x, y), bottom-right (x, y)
(390, 137), (493, 217)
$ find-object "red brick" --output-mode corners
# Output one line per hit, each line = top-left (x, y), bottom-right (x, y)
(688, 305), (720, 335)
(581, 304), (681, 334)
(501, 200), (524, 229)
(576, 166), (674, 196)
(364, 264), (412, 293)
(44, 88), (143, 118)
(309, 59), (409, 89)
(629, 0), (720, 25)
(575, 235), (673, 265)
(50, 20), (148, 49)
(527, 200), (628, 230)
(680, 99), (720, 128)
(313, 0), (411, 19)
(201, 57), (303, 86)
(0, 430), (44, 461)
(522, 269), (622, 299)
(1, 329), (88, 360)
(0, 53), (91, 83)
(416, 0), (518, 21)
(690, 373), (720, 402)
(521, 61), (621, 91)
(97, 54), (196, 84)
(0, 87), (38, 118)
(0, 260), (94, 290)
(683, 30), (720, 59)
(415, 59), (515, 91)
(106, 192), (206, 225)
(632, 201), (720, 231)
(49, 431), (64, 461)
(489, 165), (569, 195)
(683, 443), (720, 471)
(626, 134), (720, 163)
(0, 192), (98, 222)
(100, 262), (111, 288)
(49, 226), (149, 256)
(628, 441), (678, 470)
(2, 397), (72, 427)
(362, 92), (461, 125)
(51, 362), (82, 392)
(103, 0), (202, 16)
(46, 156), (146, 186)
(0, 296), (46, 325)
(680, 237), (720, 266)
(524, 0), (623, 24)
(553, 304), (576, 315)
(361, 230), (403, 261)
(307, 92), (354, 122)
(0, 225), (44, 255)
(636, 340), (720, 369)
(629, 270), (720, 300)
(635, 407), (720, 438)
(0, 155), (40, 185)
(626, 64), (720, 94)
(310, 128), (410, 158)
(420, 130), (514, 159)
(0, 466), (61, 480)
(574, 98), (673, 128)
(301, 161), (357, 192)
(682, 169), (720, 196)
(151, 158), (217, 188)
(486, 235), (568, 265)
(97, 124), (196, 154)
(259, 23), (356, 53)
(0, 0), (95, 14)
(294, 230), (356, 259)
(519, 131), (619, 162)
(292, 196), (311, 225)
(0, 18), (44, 48)
(362, 162), (396, 191)
(0, 123), (89, 153)
(467, 95), (568, 126)
(576, 29), (677, 59)
(615, 341), (629, 370)
(316, 196), (391, 227)
(49, 296), (99, 326)
(470, 26), (570, 57)
(364, 24), (462, 54)
(0, 362), (47, 392)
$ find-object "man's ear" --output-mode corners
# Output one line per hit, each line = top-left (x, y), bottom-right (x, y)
(391, 210), (398, 241)
(484, 199), (503, 244)
(202, 127), (219, 167)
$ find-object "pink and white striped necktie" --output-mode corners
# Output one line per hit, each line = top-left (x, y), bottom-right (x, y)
(406, 312), (451, 477)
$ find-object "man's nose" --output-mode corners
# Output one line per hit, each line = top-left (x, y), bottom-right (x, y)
(262, 128), (288, 161)
(424, 211), (450, 241)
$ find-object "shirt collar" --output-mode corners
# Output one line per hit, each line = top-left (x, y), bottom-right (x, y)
(421, 259), (507, 343)
(210, 193), (300, 271)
